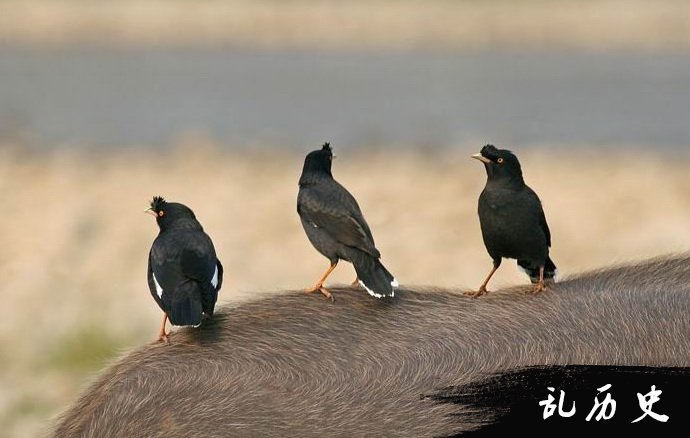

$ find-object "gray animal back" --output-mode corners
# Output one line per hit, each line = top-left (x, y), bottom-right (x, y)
(52, 255), (690, 437)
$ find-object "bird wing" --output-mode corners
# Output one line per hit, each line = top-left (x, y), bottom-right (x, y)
(148, 232), (218, 310)
(523, 186), (551, 247)
(180, 246), (214, 283)
(213, 258), (224, 291)
(146, 251), (165, 309)
(148, 242), (184, 311)
(178, 242), (221, 317)
(539, 207), (552, 247)
(298, 182), (380, 258)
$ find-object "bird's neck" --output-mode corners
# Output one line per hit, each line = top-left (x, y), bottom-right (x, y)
(299, 170), (332, 186)
(160, 218), (203, 233)
(486, 175), (525, 189)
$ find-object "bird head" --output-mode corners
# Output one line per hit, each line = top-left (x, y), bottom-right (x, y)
(145, 196), (197, 231)
(472, 144), (524, 183)
(301, 142), (334, 177)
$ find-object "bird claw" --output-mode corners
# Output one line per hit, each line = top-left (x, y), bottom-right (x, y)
(529, 282), (547, 294)
(305, 285), (334, 302)
(157, 332), (169, 344)
(464, 287), (489, 298)
(325, 289), (335, 302)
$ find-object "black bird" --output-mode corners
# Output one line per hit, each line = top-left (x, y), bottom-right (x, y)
(297, 142), (397, 300)
(467, 144), (556, 296)
(146, 196), (223, 342)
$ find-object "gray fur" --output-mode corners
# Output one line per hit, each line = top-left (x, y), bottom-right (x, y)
(51, 254), (690, 437)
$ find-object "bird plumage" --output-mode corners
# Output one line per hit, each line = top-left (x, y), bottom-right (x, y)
(297, 143), (396, 299)
(470, 145), (556, 295)
(146, 197), (223, 329)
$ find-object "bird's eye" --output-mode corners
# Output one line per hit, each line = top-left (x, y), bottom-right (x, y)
(158, 211), (165, 217)
(497, 158), (504, 164)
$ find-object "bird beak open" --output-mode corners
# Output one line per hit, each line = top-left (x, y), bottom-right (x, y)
(144, 207), (158, 217)
(472, 153), (492, 164)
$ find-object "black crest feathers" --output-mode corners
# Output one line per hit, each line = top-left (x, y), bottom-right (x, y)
(322, 142), (331, 151)
(150, 196), (167, 212)
(480, 144), (500, 161)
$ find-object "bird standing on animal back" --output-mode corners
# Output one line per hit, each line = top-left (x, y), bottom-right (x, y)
(297, 142), (398, 301)
(146, 196), (224, 342)
(467, 144), (556, 296)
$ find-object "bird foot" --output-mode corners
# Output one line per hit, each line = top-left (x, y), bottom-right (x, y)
(464, 286), (489, 298)
(530, 281), (547, 294)
(350, 277), (360, 287)
(305, 285), (334, 302)
(157, 331), (169, 344)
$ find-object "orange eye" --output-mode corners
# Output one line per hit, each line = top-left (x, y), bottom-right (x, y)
(497, 157), (504, 164)
(158, 211), (165, 217)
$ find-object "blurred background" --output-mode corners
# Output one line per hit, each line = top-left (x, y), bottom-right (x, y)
(0, 0), (689, 436)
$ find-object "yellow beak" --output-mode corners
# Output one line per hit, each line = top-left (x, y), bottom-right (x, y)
(144, 207), (158, 217)
(472, 153), (492, 164)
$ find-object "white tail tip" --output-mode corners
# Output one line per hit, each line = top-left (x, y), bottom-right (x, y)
(358, 280), (396, 299)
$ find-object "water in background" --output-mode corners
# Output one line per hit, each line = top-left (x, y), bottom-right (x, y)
(0, 47), (688, 151)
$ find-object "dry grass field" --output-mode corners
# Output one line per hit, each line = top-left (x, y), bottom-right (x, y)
(0, 144), (688, 436)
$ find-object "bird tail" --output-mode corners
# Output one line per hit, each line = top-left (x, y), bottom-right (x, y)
(168, 282), (204, 327)
(350, 252), (398, 298)
(520, 257), (557, 283)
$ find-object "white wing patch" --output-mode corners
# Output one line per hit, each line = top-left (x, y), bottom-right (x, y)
(152, 272), (164, 299)
(211, 265), (219, 289)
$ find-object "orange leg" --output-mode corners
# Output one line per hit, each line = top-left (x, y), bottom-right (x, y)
(157, 313), (169, 343)
(351, 277), (360, 287)
(465, 265), (499, 298)
(531, 266), (546, 294)
(305, 261), (337, 301)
